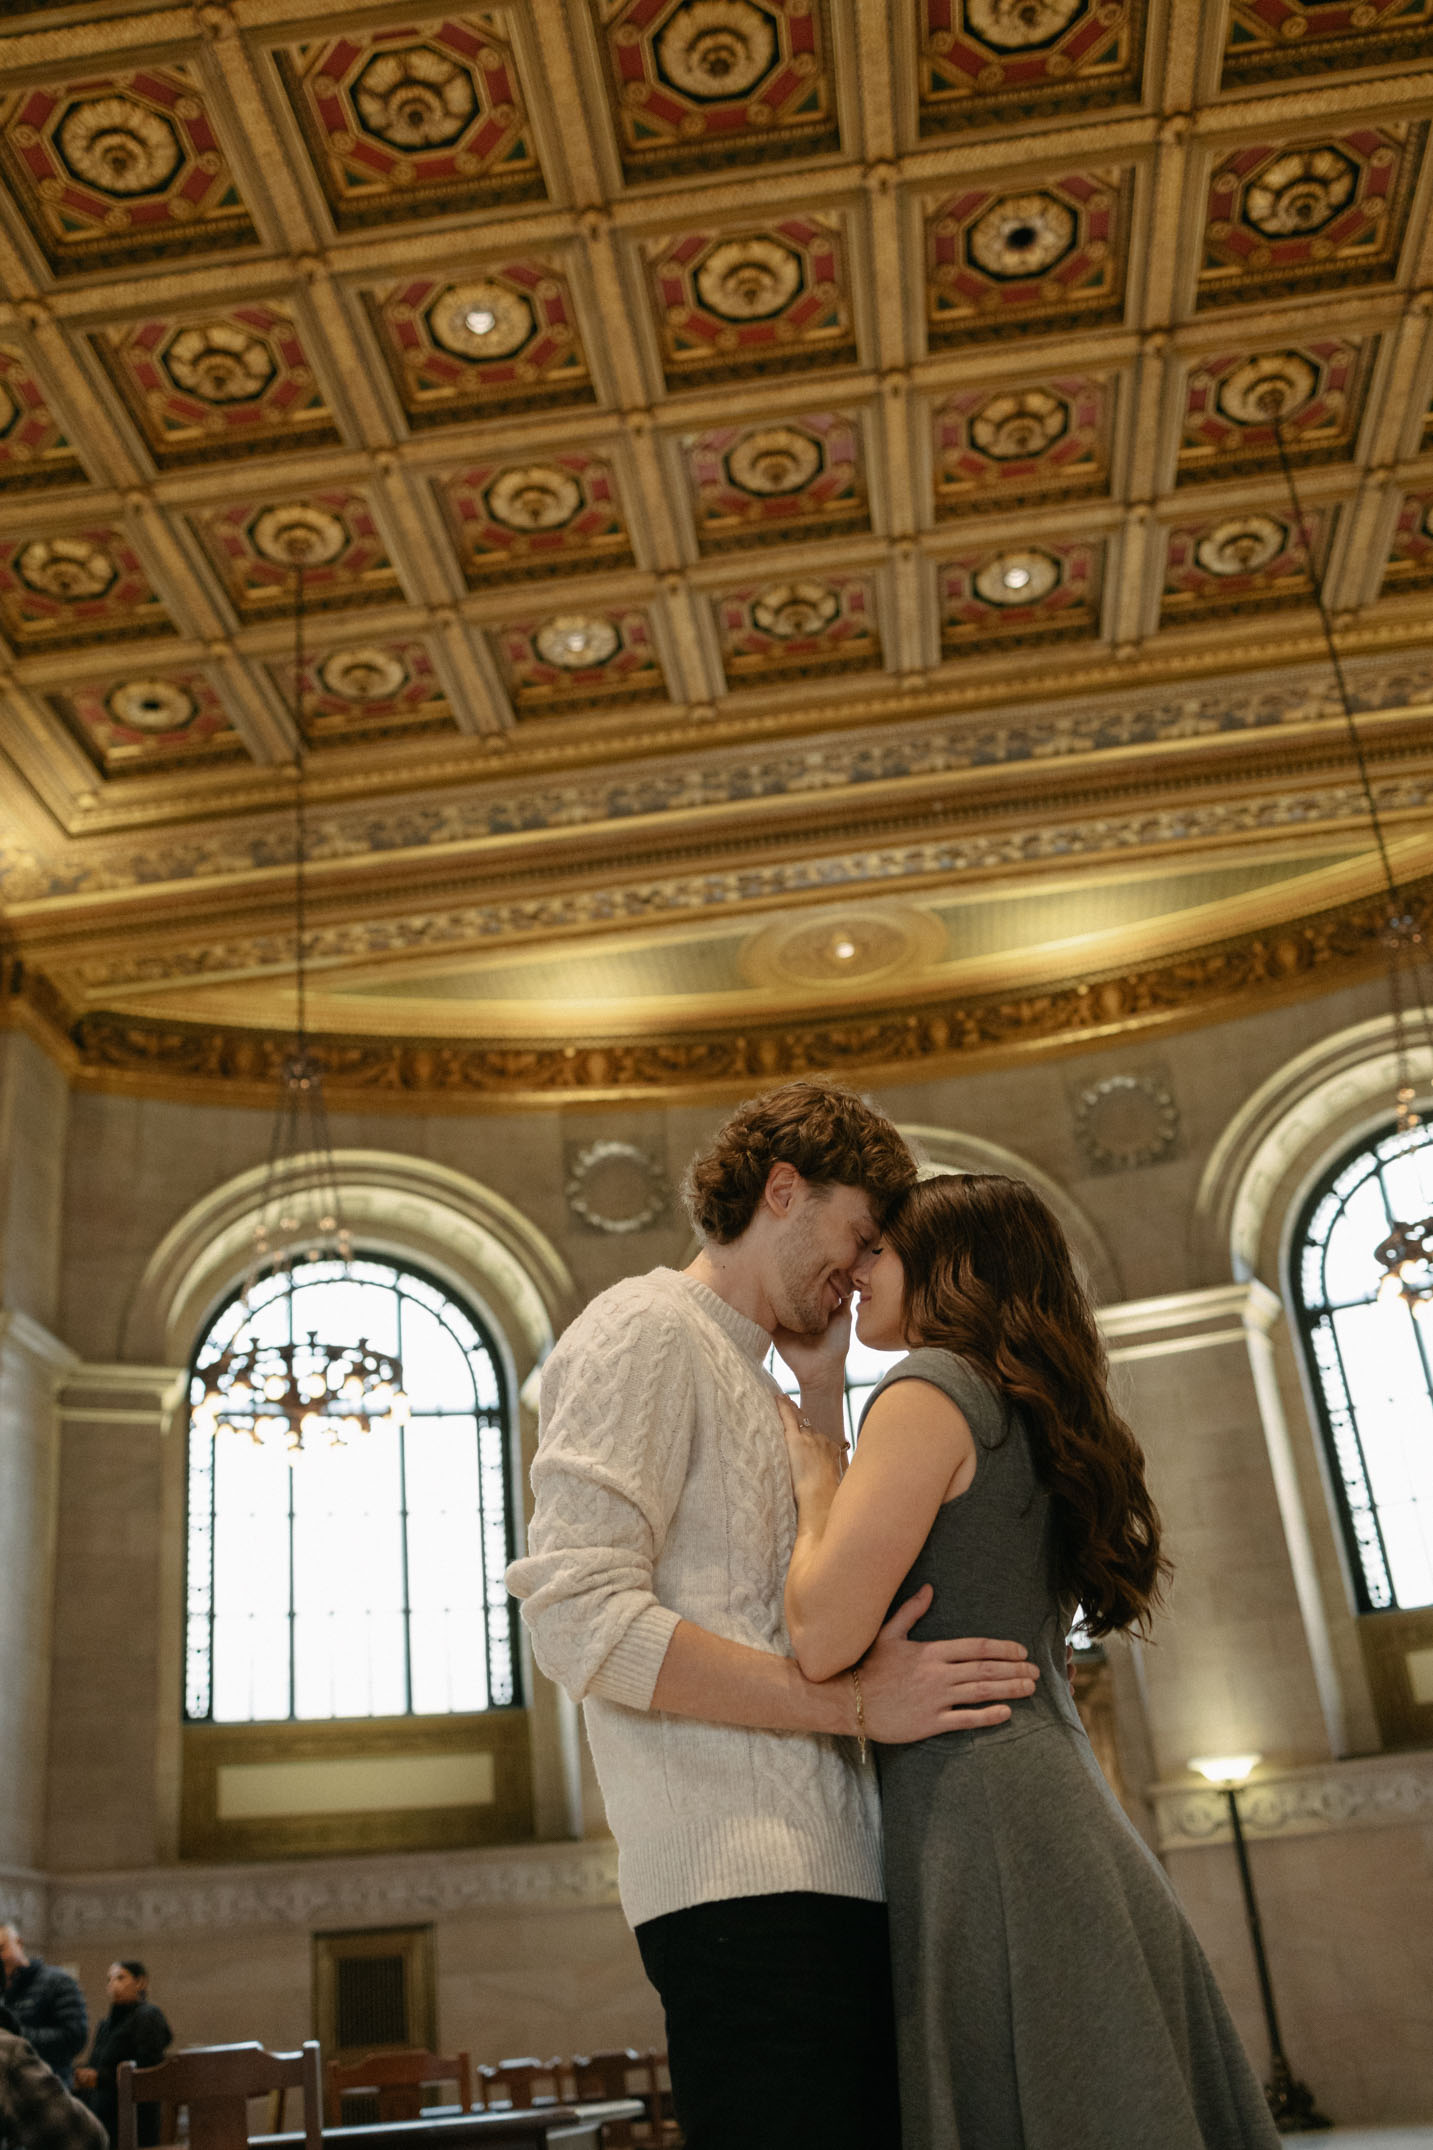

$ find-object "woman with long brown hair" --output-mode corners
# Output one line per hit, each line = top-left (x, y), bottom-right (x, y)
(780, 1172), (1280, 2150)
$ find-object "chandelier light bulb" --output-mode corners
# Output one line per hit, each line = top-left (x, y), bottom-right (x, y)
(464, 306), (496, 336)
(1002, 564), (1032, 591)
(833, 936), (857, 961)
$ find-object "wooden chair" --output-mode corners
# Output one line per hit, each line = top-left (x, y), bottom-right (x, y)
(118, 2040), (322, 2150)
(325, 2048), (473, 2126)
(475, 2057), (563, 2111)
(567, 2050), (676, 2147)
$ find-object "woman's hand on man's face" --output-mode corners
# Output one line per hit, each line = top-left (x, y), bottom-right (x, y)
(776, 1390), (847, 1499)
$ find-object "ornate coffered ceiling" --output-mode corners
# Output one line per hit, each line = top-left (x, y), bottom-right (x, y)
(1, 0), (1432, 1104)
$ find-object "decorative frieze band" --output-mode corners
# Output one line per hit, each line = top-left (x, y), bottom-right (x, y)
(1152, 1749), (1433, 1853)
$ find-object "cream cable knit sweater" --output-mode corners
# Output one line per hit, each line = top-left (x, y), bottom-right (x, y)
(506, 1266), (883, 1929)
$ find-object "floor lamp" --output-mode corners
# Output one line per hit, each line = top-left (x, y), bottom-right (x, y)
(1189, 1756), (1332, 2134)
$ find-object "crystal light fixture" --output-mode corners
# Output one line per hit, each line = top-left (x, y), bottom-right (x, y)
(1260, 385), (1433, 1313)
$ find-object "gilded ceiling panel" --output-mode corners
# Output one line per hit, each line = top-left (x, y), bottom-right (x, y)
(1176, 339), (1373, 484)
(365, 261), (593, 426)
(645, 213), (856, 386)
(436, 451), (634, 586)
(92, 304), (339, 469)
(50, 669), (246, 777)
(1382, 490), (1433, 596)
(917, 0), (1147, 135)
(924, 168), (1131, 349)
(0, 344), (82, 490)
(1160, 507), (1327, 625)
(1196, 125), (1425, 310)
(275, 15), (544, 232)
(492, 607), (668, 715)
(1222, 0), (1433, 89)
(280, 637), (457, 747)
(0, 523), (172, 651)
(715, 572), (881, 687)
(592, 0), (839, 184)
(938, 538), (1103, 655)
(0, 62), (255, 275)
(190, 492), (402, 620)
(680, 409), (867, 553)
(932, 372), (1115, 517)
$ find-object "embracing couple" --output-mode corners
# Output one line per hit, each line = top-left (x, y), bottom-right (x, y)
(508, 1082), (1279, 2150)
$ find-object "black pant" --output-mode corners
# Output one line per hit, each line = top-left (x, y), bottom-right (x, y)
(635, 1891), (900, 2150)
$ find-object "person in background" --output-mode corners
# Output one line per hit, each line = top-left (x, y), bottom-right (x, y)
(0, 2000), (107, 2150)
(74, 1963), (171, 2148)
(0, 1921), (87, 2089)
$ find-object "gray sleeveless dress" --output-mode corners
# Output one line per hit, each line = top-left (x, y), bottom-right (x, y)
(866, 1349), (1281, 2150)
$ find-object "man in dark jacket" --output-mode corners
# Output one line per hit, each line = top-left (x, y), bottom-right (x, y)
(0, 2002), (107, 2150)
(0, 1923), (88, 2089)
(73, 1963), (171, 2149)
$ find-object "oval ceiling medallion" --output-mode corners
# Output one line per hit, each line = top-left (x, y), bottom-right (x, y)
(970, 387), (1070, 459)
(1215, 351), (1319, 428)
(164, 324), (276, 404)
(485, 465), (583, 532)
(107, 677), (195, 733)
(969, 192), (1075, 279)
(352, 45), (477, 148)
(536, 615), (619, 669)
(1243, 147), (1357, 238)
(965, 0), (1085, 50)
(1194, 514), (1285, 577)
(974, 548), (1060, 605)
(16, 537), (116, 600)
(656, 0), (778, 99)
(57, 95), (181, 194)
(752, 580), (840, 638)
(250, 503), (347, 569)
(565, 1140), (670, 1235)
(1073, 1073), (1180, 1173)
(318, 646), (408, 702)
(695, 236), (803, 320)
(428, 281), (534, 362)
(726, 426), (823, 495)
(743, 903), (947, 993)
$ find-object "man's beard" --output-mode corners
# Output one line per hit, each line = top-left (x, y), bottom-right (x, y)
(771, 1206), (835, 1334)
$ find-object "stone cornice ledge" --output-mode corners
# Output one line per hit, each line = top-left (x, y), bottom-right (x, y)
(1152, 1748), (1433, 1854)
(45, 1839), (621, 1943)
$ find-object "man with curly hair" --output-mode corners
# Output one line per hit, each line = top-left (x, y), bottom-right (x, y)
(508, 1080), (1036, 2150)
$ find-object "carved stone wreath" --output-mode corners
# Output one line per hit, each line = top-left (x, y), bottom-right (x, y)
(536, 615), (619, 669)
(752, 580), (840, 637)
(17, 537), (117, 600)
(164, 324), (276, 404)
(319, 647), (408, 702)
(695, 236), (803, 319)
(427, 282), (535, 362)
(57, 95), (181, 194)
(1072, 1073), (1180, 1172)
(485, 466), (583, 531)
(973, 548), (1060, 605)
(250, 503), (347, 569)
(965, 0), (1086, 49)
(970, 387), (1070, 459)
(968, 192), (1075, 278)
(565, 1140), (670, 1233)
(1242, 147), (1358, 238)
(352, 45), (477, 149)
(656, 1), (779, 99)
(1215, 351), (1318, 428)
(107, 678), (196, 732)
(1194, 514), (1286, 577)
(726, 426), (823, 495)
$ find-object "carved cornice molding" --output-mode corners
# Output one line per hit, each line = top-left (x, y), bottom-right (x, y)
(45, 1840), (621, 1943)
(0, 1865), (49, 1939)
(1153, 1750), (1433, 1854)
(28, 869), (1433, 1106)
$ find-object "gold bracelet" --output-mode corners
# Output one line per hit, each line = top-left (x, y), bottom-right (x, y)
(849, 1665), (868, 1765)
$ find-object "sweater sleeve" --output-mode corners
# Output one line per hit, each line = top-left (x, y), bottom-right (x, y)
(506, 1284), (696, 1710)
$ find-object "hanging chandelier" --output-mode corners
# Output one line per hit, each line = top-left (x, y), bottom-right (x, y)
(192, 542), (408, 1457)
(1259, 383), (1433, 1315)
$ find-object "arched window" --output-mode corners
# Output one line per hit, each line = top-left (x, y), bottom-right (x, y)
(1292, 1122), (1433, 1613)
(185, 1255), (519, 1723)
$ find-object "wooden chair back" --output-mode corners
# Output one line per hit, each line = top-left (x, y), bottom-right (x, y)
(325, 2047), (473, 2125)
(568, 2050), (674, 2146)
(475, 2056), (562, 2111)
(117, 2040), (322, 2150)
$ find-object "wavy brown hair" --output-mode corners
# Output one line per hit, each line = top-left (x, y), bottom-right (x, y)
(683, 1080), (916, 1244)
(883, 1172), (1170, 1637)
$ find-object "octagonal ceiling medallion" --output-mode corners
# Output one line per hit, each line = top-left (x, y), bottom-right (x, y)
(190, 491), (401, 620)
(934, 372), (1114, 517)
(938, 539), (1103, 655)
(1177, 339), (1373, 484)
(437, 452), (633, 588)
(92, 304), (338, 469)
(0, 524), (171, 652)
(918, 0), (1146, 136)
(1197, 125), (1424, 309)
(492, 608), (667, 717)
(1382, 489), (1433, 598)
(0, 63), (254, 275)
(715, 573), (881, 688)
(278, 636), (456, 747)
(276, 15), (544, 231)
(1222, 0), (1433, 89)
(925, 169), (1130, 348)
(647, 213), (855, 386)
(52, 668), (244, 777)
(366, 261), (593, 427)
(0, 345), (82, 491)
(593, 0), (838, 184)
(1160, 508), (1324, 624)
(681, 409), (867, 553)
